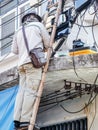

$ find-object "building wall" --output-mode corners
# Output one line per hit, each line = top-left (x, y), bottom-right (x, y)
(0, 1), (98, 130)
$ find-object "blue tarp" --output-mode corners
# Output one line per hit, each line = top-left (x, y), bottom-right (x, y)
(0, 0), (4, 2)
(0, 86), (18, 130)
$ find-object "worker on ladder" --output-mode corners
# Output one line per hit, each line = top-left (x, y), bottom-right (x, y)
(11, 10), (50, 130)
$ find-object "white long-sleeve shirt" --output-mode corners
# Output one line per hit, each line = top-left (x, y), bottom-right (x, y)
(12, 22), (50, 66)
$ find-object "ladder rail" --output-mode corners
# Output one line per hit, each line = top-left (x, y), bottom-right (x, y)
(28, 0), (62, 130)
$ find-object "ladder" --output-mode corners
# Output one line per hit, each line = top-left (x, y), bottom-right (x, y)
(28, 0), (62, 130)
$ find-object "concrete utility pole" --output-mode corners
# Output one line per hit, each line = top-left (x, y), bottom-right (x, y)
(28, 0), (62, 130)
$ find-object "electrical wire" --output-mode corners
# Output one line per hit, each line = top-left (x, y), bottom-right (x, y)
(60, 92), (98, 114)
(39, 104), (57, 114)
(40, 89), (88, 107)
(91, 13), (98, 48)
(37, 78), (98, 113)
(75, 22), (98, 27)
(39, 74), (98, 111)
(80, 9), (88, 34)
(41, 88), (75, 103)
(59, 74), (98, 114)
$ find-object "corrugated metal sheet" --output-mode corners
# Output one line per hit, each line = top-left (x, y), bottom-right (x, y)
(41, 118), (87, 130)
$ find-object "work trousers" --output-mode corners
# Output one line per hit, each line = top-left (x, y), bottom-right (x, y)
(14, 63), (42, 123)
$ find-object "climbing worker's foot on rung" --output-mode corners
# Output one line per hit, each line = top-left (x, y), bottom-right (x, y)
(17, 122), (29, 130)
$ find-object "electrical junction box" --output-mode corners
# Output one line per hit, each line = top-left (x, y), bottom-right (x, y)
(69, 46), (98, 56)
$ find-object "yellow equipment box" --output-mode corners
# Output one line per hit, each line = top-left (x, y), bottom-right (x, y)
(69, 46), (97, 56)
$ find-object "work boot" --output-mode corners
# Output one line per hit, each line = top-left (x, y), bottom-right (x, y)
(18, 122), (29, 130)
(14, 121), (20, 130)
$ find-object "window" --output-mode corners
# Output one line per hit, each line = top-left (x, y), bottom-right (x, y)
(0, 0), (17, 15)
(0, 0), (29, 16)
(1, 12), (15, 56)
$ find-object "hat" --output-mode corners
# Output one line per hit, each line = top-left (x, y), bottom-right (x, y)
(22, 10), (42, 23)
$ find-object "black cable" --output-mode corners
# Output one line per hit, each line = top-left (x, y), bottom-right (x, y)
(41, 80), (93, 101)
(41, 88), (75, 103)
(60, 92), (98, 114)
(75, 3), (90, 40)
(75, 22), (98, 27)
(41, 87), (74, 100)
(40, 89), (87, 107)
(75, 14), (83, 40)
(80, 9), (89, 34)
(59, 74), (98, 114)
(39, 104), (57, 114)
(91, 13), (98, 48)
(40, 73), (98, 112)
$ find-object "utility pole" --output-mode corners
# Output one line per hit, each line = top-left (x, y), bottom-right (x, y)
(28, 0), (62, 130)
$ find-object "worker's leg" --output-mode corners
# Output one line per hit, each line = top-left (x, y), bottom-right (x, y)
(20, 63), (42, 123)
(14, 65), (26, 124)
